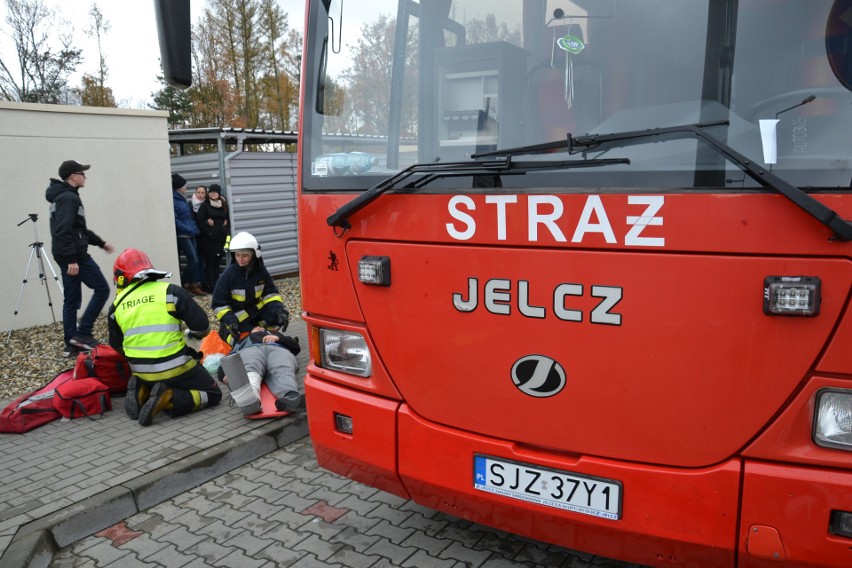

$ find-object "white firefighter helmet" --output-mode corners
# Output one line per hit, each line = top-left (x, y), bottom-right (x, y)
(228, 231), (261, 258)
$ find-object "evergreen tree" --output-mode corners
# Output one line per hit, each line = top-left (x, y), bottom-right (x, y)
(151, 77), (193, 128)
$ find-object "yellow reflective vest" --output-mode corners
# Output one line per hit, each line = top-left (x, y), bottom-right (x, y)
(112, 281), (196, 381)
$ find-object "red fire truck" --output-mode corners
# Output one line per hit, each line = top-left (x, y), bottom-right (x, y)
(298, 1), (852, 566)
(160, 0), (852, 566)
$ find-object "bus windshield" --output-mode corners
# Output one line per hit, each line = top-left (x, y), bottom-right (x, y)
(302, 0), (852, 192)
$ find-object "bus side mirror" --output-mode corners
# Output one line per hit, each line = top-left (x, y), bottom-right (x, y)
(155, 0), (192, 88)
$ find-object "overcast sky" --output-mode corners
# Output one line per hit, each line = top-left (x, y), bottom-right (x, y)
(0, 0), (305, 108)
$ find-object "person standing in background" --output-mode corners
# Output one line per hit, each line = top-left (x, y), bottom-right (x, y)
(195, 183), (229, 293)
(171, 173), (206, 296)
(45, 160), (115, 357)
(190, 185), (208, 286)
(190, 185), (207, 215)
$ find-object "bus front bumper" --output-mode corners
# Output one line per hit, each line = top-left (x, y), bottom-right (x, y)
(307, 376), (852, 567)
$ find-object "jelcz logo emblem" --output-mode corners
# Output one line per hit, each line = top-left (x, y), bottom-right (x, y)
(511, 355), (566, 398)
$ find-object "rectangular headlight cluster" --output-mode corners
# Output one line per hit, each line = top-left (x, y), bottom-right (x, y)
(319, 328), (372, 377)
(814, 389), (852, 451)
(763, 276), (820, 316)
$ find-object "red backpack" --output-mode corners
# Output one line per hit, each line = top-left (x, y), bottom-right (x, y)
(73, 345), (132, 395)
(0, 370), (72, 433)
(53, 378), (111, 419)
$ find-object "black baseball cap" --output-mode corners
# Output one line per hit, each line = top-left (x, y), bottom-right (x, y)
(59, 160), (90, 180)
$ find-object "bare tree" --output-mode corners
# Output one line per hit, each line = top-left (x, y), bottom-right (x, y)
(192, 0), (288, 129)
(201, 0), (262, 127)
(235, 0), (262, 125)
(258, 0), (288, 130)
(187, 4), (238, 127)
(339, 15), (395, 135)
(0, 0), (82, 103)
(151, 0), (303, 130)
(279, 27), (302, 130)
(78, 2), (114, 107)
(254, 1), (301, 131)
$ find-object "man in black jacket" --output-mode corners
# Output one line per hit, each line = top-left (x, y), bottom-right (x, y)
(45, 160), (115, 357)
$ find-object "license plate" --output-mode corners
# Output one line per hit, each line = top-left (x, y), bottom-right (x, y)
(473, 454), (622, 520)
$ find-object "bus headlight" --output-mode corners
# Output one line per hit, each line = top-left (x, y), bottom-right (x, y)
(814, 389), (852, 451)
(319, 328), (372, 377)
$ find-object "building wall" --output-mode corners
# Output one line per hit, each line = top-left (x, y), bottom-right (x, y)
(1, 101), (177, 332)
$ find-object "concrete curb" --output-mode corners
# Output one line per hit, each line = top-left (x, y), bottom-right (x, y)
(0, 416), (309, 568)
(0, 531), (53, 568)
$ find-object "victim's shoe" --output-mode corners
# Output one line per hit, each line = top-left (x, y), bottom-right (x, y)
(274, 391), (306, 413)
(242, 400), (262, 417)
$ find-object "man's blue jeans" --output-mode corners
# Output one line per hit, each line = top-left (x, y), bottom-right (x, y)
(59, 254), (110, 344)
(177, 236), (203, 285)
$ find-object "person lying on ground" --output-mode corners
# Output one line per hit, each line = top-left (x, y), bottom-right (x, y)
(219, 326), (304, 416)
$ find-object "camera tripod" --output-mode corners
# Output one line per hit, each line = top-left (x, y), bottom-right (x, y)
(8, 214), (64, 340)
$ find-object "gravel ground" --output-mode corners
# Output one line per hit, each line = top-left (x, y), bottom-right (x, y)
(0, 276), (302, 402)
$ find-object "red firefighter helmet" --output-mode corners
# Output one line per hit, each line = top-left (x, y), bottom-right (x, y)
(113, 249), (170, 287)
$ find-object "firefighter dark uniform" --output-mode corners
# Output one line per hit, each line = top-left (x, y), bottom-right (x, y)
(212, 232), (288, 346)
(108, 249), (222, 426)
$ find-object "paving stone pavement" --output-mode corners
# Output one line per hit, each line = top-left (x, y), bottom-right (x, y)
(50, 437), (643, 568)
(0, 319), (311, 568)
(1, 316), (643, 568)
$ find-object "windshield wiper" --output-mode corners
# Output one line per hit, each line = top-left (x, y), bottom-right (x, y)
(471, 120), (724, 158)
(476, 120), (852, 241)
(327, 157), (629, 229)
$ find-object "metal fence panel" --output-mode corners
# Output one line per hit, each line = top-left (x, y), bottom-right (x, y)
(171, 151), (298, 277)
(228, 152), (298, 276)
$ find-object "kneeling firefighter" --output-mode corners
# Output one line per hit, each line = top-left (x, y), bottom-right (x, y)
(211, 232), (288, 346)
(108, 248), (222, 426)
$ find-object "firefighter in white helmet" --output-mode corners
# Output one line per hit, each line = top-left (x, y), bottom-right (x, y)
(211, 232), (289, 346)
